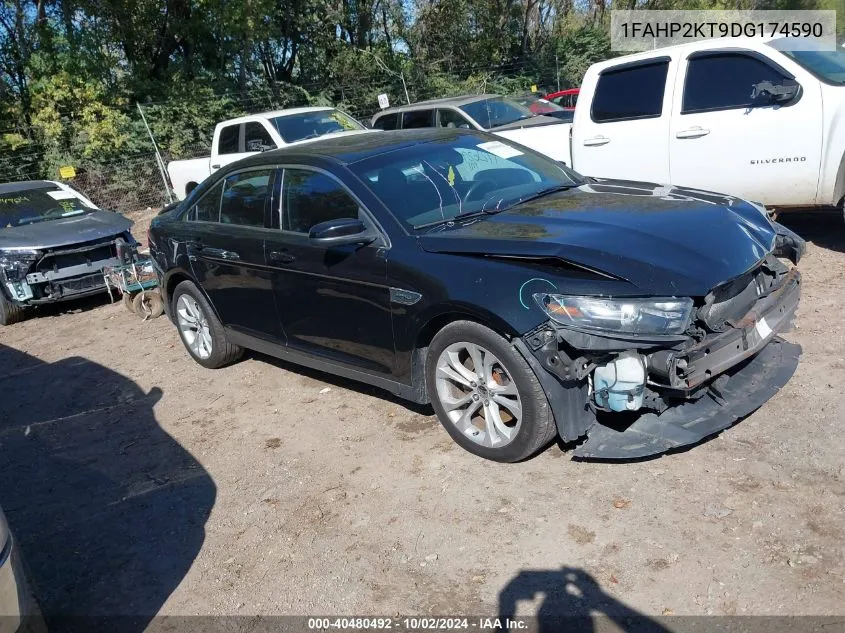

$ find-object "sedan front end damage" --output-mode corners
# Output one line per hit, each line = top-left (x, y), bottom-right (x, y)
(518, 254), (802, 459)
(0, 234), (132, 305)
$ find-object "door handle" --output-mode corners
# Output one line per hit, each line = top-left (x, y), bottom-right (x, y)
(675, 127), (710, 139)
(583, 135), (610, 147)
(269, 251), (296, 265)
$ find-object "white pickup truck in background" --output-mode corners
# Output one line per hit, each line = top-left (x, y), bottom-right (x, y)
(167, 107), (372, 200)
(562, 37), (845, 212)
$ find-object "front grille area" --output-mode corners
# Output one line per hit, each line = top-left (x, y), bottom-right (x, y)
(34, 236), (119, 275)
(58, 273), (105, 293)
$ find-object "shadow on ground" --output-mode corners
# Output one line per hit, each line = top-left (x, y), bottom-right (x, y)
(0, 344), (215, 632)
(778, 211), (845, 254)
(498, 567), (671, 632)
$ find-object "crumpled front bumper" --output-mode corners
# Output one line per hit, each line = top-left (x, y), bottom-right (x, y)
(516, 266), (802, 460)
(572, 337), (801, 459)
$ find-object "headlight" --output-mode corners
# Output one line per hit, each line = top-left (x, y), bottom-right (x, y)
(534, 294), (694, 335)
(0, 249), (40, 282)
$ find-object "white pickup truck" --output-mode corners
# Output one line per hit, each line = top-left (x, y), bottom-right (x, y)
(559, 37), (845, 212)
(167, 107), (372, 200)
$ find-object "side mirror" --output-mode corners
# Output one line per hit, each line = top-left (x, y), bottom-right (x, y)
(308, 218), (377, 247)
(751, 80), (800, 106)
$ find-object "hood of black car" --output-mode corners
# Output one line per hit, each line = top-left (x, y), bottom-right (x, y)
(418, 180), (778, 296)
(0, 210), (132, 250)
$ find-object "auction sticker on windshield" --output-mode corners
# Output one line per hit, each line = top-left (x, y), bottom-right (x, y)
(478, 141), (523, 159)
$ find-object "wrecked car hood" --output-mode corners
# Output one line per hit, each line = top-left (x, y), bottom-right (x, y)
(0, 210), (132, 250)
(418, 180), (778, 296)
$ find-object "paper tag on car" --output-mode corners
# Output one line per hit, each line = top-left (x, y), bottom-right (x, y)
(478, 141), (523, 159)
(47, 190), (78, 200)
(755, 317), (772, 340)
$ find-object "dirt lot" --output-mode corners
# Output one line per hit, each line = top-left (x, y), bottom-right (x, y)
(0, 211), (843, 626)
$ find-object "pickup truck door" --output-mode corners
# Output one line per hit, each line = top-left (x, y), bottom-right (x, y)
(571, 56), (675, 182)
(211, 121), (279, 174)
(668, 50), (822, 206)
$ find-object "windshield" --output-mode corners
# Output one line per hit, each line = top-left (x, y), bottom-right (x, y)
(459, 97), (535, 130)
(270, 109), (364, 143)
(768, 38), (845, 85)
(350, 132), (582, 230)
(1, 186), (94, 228)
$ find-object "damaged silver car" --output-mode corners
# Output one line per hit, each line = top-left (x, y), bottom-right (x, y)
(0, 180), (136, 325)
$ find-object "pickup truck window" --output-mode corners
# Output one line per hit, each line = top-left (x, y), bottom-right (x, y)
(218, 124), (240, 155)
(220, 170), (273, 227)
(373, 113), (398, 130)
(244, 122), (275, 152)
(683, 54), (789, 114)
(591, 60), (669, 123)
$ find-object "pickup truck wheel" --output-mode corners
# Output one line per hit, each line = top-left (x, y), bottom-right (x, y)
(172, 280), (243, 368)
(425, 321), (557, 462)
(0, 290), (29, 326)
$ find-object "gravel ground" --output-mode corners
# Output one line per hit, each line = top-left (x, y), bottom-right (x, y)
(0, 211), (843, 626)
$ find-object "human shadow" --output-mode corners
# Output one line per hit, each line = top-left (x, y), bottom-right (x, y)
(0, 344), (216, 632)
(498, 567), (671, 633)
(777, 211), (845, 254)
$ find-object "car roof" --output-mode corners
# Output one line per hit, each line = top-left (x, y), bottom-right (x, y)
(0, 180), (60, 194)
(374, 94), (504, 117)
(239, 128), (486, 167)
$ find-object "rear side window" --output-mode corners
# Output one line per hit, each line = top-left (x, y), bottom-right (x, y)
(373, 113), (398, 130)
(683, 54), (790, 114)
(281, 169), (360, 234)
(402, 110), (434, 129)
(591, 61), (669, 123)
(243, 122), (275, 152)
(220, 169), (273, 227)
(187, 180), (224, 222)
(217, 124), (240, 155)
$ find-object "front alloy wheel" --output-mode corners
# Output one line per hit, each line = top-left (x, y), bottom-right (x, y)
(426, 321), (557, 462)
(435, 342), (523, 448)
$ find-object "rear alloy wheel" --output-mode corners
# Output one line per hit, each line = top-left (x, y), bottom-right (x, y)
(426, 321), (557, 462)
(172, 280), (242, 369)
(0, 290), (29, 326)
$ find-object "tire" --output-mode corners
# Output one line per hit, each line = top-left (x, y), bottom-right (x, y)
(0, 290), (29, 326)
(132, 290), (164, 319)
(122, 292), (136, 313)
(171, 280), (243, 369)
(425, 320), (557, 462)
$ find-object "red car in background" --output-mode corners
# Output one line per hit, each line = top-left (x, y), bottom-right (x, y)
(545, 88), (579, 110)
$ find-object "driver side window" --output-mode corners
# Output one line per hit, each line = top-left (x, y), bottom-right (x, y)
(281, 169), (362, 234)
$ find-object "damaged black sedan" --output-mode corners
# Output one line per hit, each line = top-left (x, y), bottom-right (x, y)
(149, 128), (803, 461)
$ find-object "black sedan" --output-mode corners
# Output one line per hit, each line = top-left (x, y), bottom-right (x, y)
(148, 129), (804, 461)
